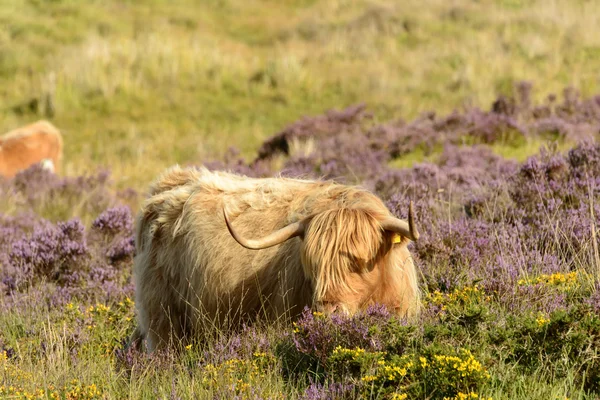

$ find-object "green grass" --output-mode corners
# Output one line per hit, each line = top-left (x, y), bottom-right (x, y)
(2, 0), (600, 189)
(2, 274), (598, 399)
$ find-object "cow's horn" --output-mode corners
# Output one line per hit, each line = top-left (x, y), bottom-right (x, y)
(381, 201), (420, 241)
(223, 208), (305, 250)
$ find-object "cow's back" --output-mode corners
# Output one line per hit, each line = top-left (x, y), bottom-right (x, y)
(133, 167), (321, 349)
(0, 120), (63, 177)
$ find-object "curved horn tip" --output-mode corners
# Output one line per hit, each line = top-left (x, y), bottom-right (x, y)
(408, 201), (420, 241)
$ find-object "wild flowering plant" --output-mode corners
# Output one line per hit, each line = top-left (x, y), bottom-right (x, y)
(298, 381), (357, 400)
(518, 271), (580, 291)
(6, 218), (88, 290)
(291, 305), (403, 364)
(0, 350), (103, 399)
(200, 352), (280, 399)
(326, 346), (491, 399)
(90, 205), (135, 264)
(425, 285), (490, 323)
(247, 82), (600, 182)
(10, 164), (121, 222)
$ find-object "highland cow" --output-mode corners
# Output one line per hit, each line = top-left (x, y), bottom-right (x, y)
(131, 166), (420, 352)
(0, 120), (63, 178)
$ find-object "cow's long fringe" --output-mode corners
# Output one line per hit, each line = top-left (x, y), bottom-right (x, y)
(303, 208), (384, 301)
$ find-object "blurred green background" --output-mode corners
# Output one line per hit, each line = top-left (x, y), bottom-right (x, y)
(1, 0), (599, 190)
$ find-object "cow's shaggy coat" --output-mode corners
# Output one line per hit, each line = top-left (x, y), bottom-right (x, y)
(132, 166), (420, 352)
(0, 120), (63, 178)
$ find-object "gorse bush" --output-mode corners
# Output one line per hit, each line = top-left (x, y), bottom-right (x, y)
(286, 309), (492, 399)
(1, 83), (600, 398)
(327, 347), (491, 399)
(200, 352), (280, 399)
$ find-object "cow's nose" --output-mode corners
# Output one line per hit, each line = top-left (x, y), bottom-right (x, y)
(316, 301), (342, 314)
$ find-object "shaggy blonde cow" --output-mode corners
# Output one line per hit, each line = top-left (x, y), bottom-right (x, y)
(0, 120), (63, 178)
(131, 166), (420, 352)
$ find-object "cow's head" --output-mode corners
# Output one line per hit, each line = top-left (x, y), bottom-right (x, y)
(223, 202), (419, 317)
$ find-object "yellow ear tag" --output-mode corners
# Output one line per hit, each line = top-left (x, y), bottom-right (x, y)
(392, 234), (402, 244)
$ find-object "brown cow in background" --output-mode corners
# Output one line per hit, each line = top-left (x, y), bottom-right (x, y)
(130, 166), (421, 352)
(0, 120), (63, 177)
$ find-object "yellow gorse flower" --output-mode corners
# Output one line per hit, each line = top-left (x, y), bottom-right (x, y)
(332, 347), (490, 393)
(332, 346), (367, 357)
(201, 352), (277, 395)
(536, 313), (550, 327)
(443, 393), (489, 400)
(425, 285), (488, 309)
(518, 271), (579, 291)
(0, 380), (102, 400)
(434, 351), (487, 379)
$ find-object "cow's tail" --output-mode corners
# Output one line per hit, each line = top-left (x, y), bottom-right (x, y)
(134, 205), (154, 254)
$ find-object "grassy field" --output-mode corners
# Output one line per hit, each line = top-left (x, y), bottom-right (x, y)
(2, 1), (600, 399)
(2, 0), (600, 189)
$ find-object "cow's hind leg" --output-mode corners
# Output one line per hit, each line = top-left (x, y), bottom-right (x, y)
(143, 304), (189, 352)
(125, 325), (145, 352)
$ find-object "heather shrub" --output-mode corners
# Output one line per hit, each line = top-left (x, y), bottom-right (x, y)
(0, 206), (135, 303)
(504, 144), (600, 268)
(0, 213), (41, 272)
(290, 306), (408, 365)
(9, 165), (116, 222)
(284, 132), (388, 183)
(6, 218), (88, 291)
(90, 206), (135, 264)
(255, 104), (369, 162)
(586, 284), (600, 314)
(205, 147), (272, 178)
(374, 145), (517, 222)
(251, 82), (600, 180)
(298, 382), (357, 400)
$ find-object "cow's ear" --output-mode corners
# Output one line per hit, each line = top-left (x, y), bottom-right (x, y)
(387, 232), (409, 246)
